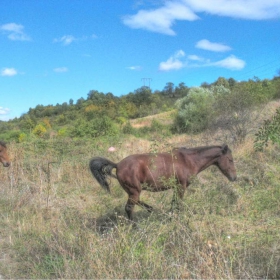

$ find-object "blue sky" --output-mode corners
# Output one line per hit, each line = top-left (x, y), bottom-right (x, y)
(1, 0), (280, 120)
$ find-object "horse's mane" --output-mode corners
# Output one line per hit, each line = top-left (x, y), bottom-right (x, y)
(175, 145), (231, 154)
(0, 141), (7, 148)
(176, 145), (223, 154)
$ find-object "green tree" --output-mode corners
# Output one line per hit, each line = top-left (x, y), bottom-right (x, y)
(163, 82), (175, 97)
(228, 77), (237, 89)
(126, 86), (153, 107)
(19, 115), (36, 131)
(175, 82), (189, 97)
(214, 77), (229, 88)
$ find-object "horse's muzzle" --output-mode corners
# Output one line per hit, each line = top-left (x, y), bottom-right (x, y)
(229, 175), (237, 182)
(2, 162), (10, 167)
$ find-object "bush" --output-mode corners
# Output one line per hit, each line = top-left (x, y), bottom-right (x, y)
(32, 124), (47, 137)
(122, 122), (135, 135)
(211, 88), (260, 143)
(70, 116), (118, 138)
(254, 107), (280, 151)
(18, 132), (27, 143)
(173, 86), (229, 133)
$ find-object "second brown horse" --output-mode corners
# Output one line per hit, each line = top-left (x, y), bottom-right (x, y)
(89, 144), (237, 221)
(0, 141), (11, 167)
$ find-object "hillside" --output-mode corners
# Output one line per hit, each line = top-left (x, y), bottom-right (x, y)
(1, 75), (279, 143)
(130, 110), (175, 128)
(0, 95), (280, 278)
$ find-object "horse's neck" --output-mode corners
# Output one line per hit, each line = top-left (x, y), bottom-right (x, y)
(194, 148), (220, 174)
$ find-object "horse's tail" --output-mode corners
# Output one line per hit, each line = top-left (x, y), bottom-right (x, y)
(89, 157), (117, 193)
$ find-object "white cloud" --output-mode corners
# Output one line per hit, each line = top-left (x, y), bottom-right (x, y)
(123, 1), (199, 35)
(196, 39), (232, 52)
(123, 0), (280, 35)
(53, 67), (68, 73)
(54, 34), (97, 46)
(0, 106), (10, 121)
(127, 66), (142, 71)
(0, 23), (31, 41)
(187, 54), (205, 61)
(159, 50), (186, 71)
(183, 0), (280, 20)
(1, 68), (18, 76)
(212, 55), (246, 70)
(159, 49), (245, 71)
(54, 35), (76, 45)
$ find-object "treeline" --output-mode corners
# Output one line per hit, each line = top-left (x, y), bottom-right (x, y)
(1, 76), (280, 143)
(0, 82), (188, 142)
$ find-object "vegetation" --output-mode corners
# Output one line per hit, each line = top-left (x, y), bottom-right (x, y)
(1, 75), (280, 278)
(1, 76), (280, 144)
(255, 107), (280, 151)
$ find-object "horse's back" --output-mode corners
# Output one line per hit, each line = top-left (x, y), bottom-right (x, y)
(116, 152), (184, 190)
(116, 153), (160, 178)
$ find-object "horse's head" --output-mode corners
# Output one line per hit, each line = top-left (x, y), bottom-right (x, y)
(0, 141), (11, 167)
(216, 144), (237, 182)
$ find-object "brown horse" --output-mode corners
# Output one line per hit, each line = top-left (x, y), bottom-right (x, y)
(89, 144), (237, 221)
(0, 141), (11, 167)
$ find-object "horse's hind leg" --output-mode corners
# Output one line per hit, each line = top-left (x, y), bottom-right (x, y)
(125, 196), (153, 221)
(125, 194), (139, 221)
(138, 201), (153, 213)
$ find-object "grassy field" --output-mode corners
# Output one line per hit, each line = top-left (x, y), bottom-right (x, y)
(0, 109), (280, 278)
(130, 110), (176, 128)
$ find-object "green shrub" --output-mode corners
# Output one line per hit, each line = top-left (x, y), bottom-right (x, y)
(173, 86), (229, 133)
(18, 132), (27, 143)
(70, 116), (118, 138)
(122, 122), (135, 134)
(32, 124), (47, 137)
(254, 108), (280, 151)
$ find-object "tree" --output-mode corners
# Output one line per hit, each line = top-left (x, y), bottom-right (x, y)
(87, 90), (105, 104)
(76, 97), (85, 109)
(175, 82), (189, 97)
(19, 115), (36, 131)
(126, 86), (152, 107)
(214, 77), (229, 88)
(163, 82), (175, 97)
(201, 82), (211, 88)
(228, 78), (237, 89)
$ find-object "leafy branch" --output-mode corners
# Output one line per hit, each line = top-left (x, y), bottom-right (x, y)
(254, 108), (280, 151)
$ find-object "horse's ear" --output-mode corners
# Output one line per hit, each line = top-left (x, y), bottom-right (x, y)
(221, 144), (228, 154)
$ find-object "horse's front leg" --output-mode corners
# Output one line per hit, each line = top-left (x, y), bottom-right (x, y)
(170, 183), (186, 213)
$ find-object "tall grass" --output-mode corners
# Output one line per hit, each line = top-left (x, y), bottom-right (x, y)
(0, 135), (280, 279)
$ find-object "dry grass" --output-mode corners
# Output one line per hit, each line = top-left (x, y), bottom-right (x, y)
(0, 104), (280, 278)
(130, 110), (175, 128)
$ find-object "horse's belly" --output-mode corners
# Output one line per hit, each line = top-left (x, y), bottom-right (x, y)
(141, 176), (173, 192)
(142, 184), (172, 192)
